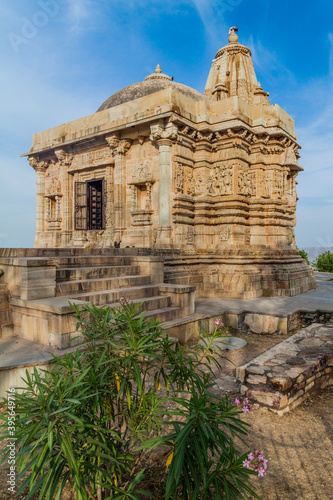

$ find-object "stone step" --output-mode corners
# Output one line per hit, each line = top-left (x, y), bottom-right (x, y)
(144, 306), (183, 323)
(106, 295), (171, 313)
(59, 284), (162, 306)
(56, 275), (151, 296)
(54, 255), (134, 268)
(56, 265), (141, 282)
(0, 248), (140, 258)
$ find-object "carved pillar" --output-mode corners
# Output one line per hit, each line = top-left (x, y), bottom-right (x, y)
(145, 182), (152, 209)
(54, 149), (73, 246)
(131, 185), (137, 211)
(104, 165), (114, 245)
(105, 136), (132, 243)
(150, 122), (178, 247)
(29, 157), (48, 244)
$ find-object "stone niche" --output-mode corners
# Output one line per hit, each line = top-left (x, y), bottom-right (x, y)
(25, 28), (316, 298)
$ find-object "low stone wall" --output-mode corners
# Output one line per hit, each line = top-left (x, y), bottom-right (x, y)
(237, 323), (333, 415)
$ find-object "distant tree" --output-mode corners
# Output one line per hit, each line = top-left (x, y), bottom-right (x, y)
(312, 251), (333, 273)
(298, 248), (310, 265)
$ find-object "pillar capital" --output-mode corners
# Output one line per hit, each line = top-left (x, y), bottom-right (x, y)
(28, 156), (48, 173)
(150, 121), (178, 146)
(105, 135), (132, 156)
(54, 148), (73, 167)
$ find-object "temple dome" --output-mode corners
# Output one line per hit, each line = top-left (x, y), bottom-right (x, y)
(97, 65), (204, 112)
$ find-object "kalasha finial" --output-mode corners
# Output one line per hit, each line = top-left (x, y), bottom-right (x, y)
(228, 26), (239, 43)
(155, 64), (162, 74)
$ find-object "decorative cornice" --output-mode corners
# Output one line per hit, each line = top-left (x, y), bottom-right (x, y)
(215, 44), (251, 60)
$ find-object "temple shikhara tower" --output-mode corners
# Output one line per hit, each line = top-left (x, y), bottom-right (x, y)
(25, 28), (316, 299)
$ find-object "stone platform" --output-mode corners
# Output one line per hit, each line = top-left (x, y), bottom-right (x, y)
(195, 272), (333, 334)
(237, 323), (333, 415)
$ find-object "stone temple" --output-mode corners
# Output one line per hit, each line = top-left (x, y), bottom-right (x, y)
(23, 27), (315, 300)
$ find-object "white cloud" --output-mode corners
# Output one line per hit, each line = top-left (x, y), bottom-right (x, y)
(191, 0), (229, 48)
(66, 0), (93, 34)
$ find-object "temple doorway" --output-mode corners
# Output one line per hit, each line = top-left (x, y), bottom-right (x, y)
(75, 178), (105, 230)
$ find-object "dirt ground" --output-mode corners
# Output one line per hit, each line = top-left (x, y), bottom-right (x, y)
(219, 330), (333, 500)
(0, 330), (332, 499)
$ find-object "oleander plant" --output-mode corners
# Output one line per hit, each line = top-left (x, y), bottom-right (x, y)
(0, 300), (264, 499)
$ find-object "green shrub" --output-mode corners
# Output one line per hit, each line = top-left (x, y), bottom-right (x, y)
(298, 249), (310, 265)
(312, 250), (333, 272)
(0, 301), (261, 499)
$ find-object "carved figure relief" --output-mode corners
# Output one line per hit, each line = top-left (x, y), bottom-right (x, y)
(194, 171), (204, 194)
(175, 164), (194, 196)
(265, 171), (272, 197)
(185, 226), (194, 244)
(237, 166), (251, 196)
(206, 172), (215, 194)
(206, 165), (233, 195)
(184, 167), (195, 196)
(175, 163), (184, 194)
(275, 171), (283, 199)
(222, 166), (233, 195)
(132, 160), (153, 184)
(46, 177), (62, 196)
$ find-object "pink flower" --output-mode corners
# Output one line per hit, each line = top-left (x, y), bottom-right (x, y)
(242, 459), (250, 469)
(244, 398), (249, 405)
(120, 297), (124, 303)
(214, 319), (224, 327)
(235, 398), (241, 405)
(258, 468), (266, 477)
(254, 450), (259, 456)
(247, 453), (254, 461)
(258, 453), (264, 461)
(261, 459), (268, 469)
(242, 405), (250, 414)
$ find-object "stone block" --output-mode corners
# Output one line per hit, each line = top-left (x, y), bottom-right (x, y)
(248, 389), (288, 408)
(236, 366), (246, 383)
(247, 374), (267, 385)
(270, 377), (292, 391)
(244, 313), (279, 334)
(246, 365), (267, 375)
(289, 389), (304, 404)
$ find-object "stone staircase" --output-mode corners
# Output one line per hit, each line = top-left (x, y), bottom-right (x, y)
(0, 248), (195, 349)
(54, 257), (188, 323)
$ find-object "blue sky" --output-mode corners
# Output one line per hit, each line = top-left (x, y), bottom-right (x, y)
(0, 0), (332, 248)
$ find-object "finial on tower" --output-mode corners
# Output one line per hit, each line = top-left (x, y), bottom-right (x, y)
(228, 26), (239, 43)
(155, 64), (162, 74)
